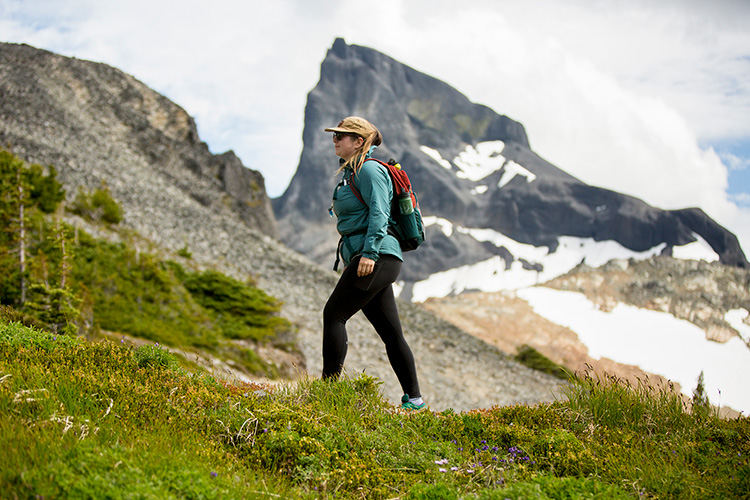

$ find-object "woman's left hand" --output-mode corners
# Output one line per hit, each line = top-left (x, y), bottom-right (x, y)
(357, 257), (376, 277)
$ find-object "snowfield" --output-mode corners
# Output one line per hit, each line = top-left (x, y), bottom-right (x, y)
(517, 287), (750, 415)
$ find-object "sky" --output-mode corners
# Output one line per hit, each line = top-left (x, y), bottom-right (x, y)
(2, 0), (749, 254)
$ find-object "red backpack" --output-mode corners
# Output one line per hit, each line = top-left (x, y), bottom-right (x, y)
(349, 158), (425, 252)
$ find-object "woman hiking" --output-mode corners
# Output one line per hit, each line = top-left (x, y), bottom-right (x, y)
(322, 116), (426, 411)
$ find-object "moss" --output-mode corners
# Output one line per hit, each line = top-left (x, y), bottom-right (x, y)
(407, 99), (444, 130)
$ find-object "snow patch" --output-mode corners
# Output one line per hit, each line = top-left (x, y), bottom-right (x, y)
(498, 160), (537, 188)
(392, 280), (404, 298)
(408, 227), (668, 303)
(517, 287), (750, 415)
(411, 256), (522, 299)
(453, 141), (506, 181)
(422, 215), (453, 237)
(457, 227), (549, 262)
(471, 185), (489, 195)
(672, 233), (720, 262)
(419, 146), (452, 170)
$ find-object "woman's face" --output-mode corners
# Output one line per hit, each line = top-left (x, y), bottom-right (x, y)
(333, 133), (363, 161)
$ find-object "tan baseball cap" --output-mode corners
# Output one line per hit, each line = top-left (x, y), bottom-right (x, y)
(324, 116), (375, 137)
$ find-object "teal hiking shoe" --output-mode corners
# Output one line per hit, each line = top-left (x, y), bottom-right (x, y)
(401, 394), (427, 411)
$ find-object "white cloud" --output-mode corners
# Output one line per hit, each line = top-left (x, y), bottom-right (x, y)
(721, 152), (750, 171)
(2, 0), (749, 255)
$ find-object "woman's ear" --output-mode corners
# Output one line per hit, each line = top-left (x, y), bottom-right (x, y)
(355, 136), (365, 148)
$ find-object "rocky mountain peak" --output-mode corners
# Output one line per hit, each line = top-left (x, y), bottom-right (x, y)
(274, 38), (747, 299)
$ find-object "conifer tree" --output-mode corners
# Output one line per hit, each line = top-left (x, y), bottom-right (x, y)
(17, 168), (27, 303)
(692, 370), (711, 417)
(1, 149), (76, 331)
(24, 219), (81, 334)
(0, 150), (29, 305)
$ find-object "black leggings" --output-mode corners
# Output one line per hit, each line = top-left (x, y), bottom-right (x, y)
(322, 255), (421, 398)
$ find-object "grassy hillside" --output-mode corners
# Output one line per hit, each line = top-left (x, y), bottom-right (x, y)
(1, 319), (748, 499)
(1, 148), (294, 378)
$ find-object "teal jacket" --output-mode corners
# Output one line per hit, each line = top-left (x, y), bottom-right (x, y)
(332, 146), (403, 266)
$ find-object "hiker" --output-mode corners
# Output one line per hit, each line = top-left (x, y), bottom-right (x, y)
(321, 116), (426, 411)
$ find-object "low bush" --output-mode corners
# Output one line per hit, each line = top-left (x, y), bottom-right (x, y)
(68, 185), (123, 224)
(515, 344), (570, 380)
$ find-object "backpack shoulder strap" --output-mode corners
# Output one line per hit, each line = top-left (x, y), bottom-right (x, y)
(348, 158), (389, 206)
(348, 177), (365, 205)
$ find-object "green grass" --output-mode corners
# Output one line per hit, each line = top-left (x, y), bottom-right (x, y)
(2, 321), (748, 499)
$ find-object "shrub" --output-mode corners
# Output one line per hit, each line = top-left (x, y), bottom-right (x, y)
(515, 344), (570, 380)
(133, 343), (180, 370)
(68, 185), (122, 224)
(24, 163), (66, 214)
(71, 235), (219, 348)
(182, 269), (291, 342)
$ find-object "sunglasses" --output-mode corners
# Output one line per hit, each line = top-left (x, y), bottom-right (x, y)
(333, 132), (358, 141)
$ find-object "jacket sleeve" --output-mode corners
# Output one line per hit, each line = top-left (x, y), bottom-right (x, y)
(356, 161), (391, 261)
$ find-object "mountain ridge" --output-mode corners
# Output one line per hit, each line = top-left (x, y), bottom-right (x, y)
(0, 42), (278, 239)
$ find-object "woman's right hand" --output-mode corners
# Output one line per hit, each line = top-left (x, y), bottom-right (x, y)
(357, 257), (376, 277)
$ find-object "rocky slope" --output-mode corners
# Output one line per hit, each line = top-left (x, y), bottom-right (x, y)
(0, 41), (562, 411)
(274, 38), (747, 298)
(0, 42), (277, 239)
